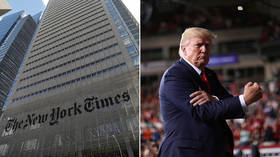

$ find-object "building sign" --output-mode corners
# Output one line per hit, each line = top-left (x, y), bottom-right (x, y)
(207, 54), (238, 67)
(4, 91), (131, 133)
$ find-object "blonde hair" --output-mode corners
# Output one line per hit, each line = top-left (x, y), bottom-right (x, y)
(179, 27), (217, 57)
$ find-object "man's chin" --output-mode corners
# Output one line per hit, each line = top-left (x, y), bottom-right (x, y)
(199, 60), (209, 65)
(200, 62), (209, 68)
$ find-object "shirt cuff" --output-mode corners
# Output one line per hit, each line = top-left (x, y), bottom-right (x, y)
(239, 95), (247, 112)
(212, 95), (219, 101)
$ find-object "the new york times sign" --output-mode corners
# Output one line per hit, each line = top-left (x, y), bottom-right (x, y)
(5, 91), (130, 133)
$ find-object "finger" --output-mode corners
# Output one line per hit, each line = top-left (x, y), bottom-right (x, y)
(193, 101), (199, 106)
(190, 95), (204, 104)
(246, 82), (253, 87)
(197, 99), (208, 106)
(190, 91), (210, 104)
(253, 82), (260, 89)
(193, 98), (205, 106)
(190, 95), (203, 104)
(190, 91), (202, 98)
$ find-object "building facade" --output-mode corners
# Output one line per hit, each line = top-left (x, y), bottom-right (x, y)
(0, 0), (139, 156)
(0, 11), (37, 115)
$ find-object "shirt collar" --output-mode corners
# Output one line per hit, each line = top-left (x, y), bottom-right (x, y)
(182, 57), (202, 75)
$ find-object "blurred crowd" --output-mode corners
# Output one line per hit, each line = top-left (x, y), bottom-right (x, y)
(142, 7), (269, 36)
(261, 19), (280, 43)
(142, 6), (280, 43)
(141, 79), (280, 157)
(230, 80), (280, 147)
(141, 83), (161, 157)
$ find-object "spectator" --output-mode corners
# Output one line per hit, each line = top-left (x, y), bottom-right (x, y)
(251, 142), (261, 157)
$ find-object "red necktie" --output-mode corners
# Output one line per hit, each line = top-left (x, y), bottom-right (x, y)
(201, 71), (211, 92)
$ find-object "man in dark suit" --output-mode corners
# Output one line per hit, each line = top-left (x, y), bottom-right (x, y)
(158, 27), (262, 157)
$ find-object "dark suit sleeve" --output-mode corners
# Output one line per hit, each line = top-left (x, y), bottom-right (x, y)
(162, 68), (245, 122)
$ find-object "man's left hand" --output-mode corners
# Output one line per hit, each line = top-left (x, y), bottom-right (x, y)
(190, 90), (218, 106)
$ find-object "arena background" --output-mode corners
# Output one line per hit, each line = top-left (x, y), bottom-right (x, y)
(141, 0), (280, 156)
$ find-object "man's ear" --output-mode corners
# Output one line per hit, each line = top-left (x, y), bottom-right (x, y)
(181, 45), (187, 55)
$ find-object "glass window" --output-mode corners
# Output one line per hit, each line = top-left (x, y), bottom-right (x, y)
(23, 139), (38, 151)
(123, 38), (131, 46)
(120, 30), (128, 37)
(126, 119), (132, 131)
(132, 117), (139, 127)
(105, 123), (113, 134)
(87, 128), (98, 138)
(126, 45), (137, 55)
(117, 25), (124, 31)
(0, 144), (8, 156)
(98, 125), (106, 136)
(131, 55), (139, 66)
(112, 121), (122, 134)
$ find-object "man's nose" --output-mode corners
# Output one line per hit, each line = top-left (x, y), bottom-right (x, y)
(200, 45), (207, 52)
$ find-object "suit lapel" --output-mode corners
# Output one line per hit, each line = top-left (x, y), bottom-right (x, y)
(178, 58), (209, 92)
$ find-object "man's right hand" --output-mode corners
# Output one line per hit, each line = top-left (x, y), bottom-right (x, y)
(243, 82), (263, 105)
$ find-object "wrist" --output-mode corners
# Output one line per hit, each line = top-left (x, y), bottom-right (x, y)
(211, 95), (219, 101)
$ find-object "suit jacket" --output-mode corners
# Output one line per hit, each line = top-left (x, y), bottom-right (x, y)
(158, 58), (245, 157)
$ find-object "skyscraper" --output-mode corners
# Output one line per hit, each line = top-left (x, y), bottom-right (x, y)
(0, 11), (37, 116)
(0, 0), (139, 156)
(32, 12), (43, 24)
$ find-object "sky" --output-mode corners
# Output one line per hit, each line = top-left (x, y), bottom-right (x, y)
(121, 0), (140, 23)
(2, 0), (45, 17)
(0, 0), (140, 23)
